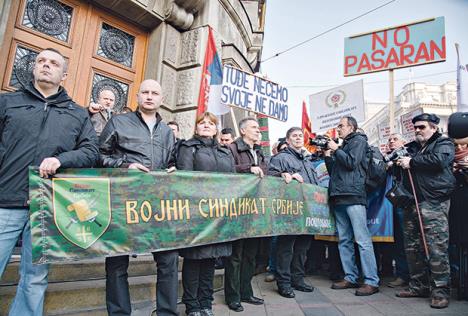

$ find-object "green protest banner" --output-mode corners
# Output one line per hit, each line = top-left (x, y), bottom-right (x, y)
(29, 168), (335, 264)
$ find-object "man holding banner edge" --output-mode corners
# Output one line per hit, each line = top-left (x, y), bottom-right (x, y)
(99, 79), (178, 316)
(268, 127), (319, 298)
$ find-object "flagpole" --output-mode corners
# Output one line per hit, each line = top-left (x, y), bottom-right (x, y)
(389, 69), (395, 133)
(230, 107), (240, 138)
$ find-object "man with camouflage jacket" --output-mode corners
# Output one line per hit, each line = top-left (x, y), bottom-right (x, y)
(396, 113), (456, 309)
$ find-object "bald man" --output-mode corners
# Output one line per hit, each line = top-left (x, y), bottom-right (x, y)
(88, 89), (116, 136)
(100, 80), (178, 316)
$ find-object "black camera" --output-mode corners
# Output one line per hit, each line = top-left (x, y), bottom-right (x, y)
(384, 147), (409, 163)
(309, 135), (337, 149)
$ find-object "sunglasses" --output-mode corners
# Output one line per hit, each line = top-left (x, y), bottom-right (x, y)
(414, 125), (427, 131)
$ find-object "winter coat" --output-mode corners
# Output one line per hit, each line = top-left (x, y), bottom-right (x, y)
(176, 135), (235, 259)
(0, 82), (99, 208)
(268, 146), (319, 185)
(325, 132), (368, 203)
(228, 138), (268, 175)
(404, 132), (456, 202)
(99, 111), (176, 169)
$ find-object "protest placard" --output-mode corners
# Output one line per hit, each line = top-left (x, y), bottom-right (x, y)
(378, 121), (391, 153)
(308, 80), (365, 132)
(221, 66), (289, 121)
(344, 17), (446, 76)
(400, 107), (423, 143)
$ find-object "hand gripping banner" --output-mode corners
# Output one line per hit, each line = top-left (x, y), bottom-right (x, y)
(29, 168), (335, 264)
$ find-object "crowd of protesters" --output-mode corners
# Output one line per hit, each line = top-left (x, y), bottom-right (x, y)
(1, 48), (467, 316)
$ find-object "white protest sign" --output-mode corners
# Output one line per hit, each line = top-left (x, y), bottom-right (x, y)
(400, 107), (423, 143)
(220, 66), (289, 122)
(378, 121), (391, 153)
(309, 80), (365, 132)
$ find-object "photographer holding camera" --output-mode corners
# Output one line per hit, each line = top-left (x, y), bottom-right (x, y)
(395, 113), (456, 309)
(324, 116), (380, 296)
(384, 133), (410, 288)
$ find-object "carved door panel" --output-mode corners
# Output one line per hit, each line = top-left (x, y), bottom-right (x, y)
(0, 0), (147, 111)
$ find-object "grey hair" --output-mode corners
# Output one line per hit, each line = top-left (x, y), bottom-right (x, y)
(388, 132), (403, 139)
(238, 117), (258, 130)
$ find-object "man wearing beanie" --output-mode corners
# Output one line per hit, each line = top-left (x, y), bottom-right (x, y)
(395, 113), (455, 309)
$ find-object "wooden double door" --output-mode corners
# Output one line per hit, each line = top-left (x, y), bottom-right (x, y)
(0, 0), (148, 111)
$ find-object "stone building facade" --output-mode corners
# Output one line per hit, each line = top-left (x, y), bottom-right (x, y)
(0, 0), (266, 139)
(362, 81), (457, 149)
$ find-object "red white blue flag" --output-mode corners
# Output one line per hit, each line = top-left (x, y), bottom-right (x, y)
(197, 27), (229, 116)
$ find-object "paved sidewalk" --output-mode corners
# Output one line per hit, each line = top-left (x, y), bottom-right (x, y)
(134, 274), (468, 316)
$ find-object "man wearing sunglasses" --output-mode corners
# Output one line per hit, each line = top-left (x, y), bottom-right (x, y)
(396, 113), (456, 309)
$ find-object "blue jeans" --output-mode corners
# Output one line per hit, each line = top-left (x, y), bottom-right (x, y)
(334, 204), (379, 287)
(0, 208), (49, 316)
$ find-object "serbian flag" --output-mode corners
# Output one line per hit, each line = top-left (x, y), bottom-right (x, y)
(302, 101), (315, 152)
(197, 27), (229, 116)
(456, 43), (468, 111)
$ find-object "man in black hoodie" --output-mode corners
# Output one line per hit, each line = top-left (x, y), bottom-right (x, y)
(395, 113), (455, 309)
(0, 48), (99, 315)
(324, 116), (379, 296)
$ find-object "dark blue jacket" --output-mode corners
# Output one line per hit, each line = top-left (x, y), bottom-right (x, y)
(325, 132), (367, 202)
(268, 146), (319, 185)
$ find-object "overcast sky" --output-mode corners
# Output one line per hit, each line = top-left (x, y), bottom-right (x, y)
(261, 0), (468, 141)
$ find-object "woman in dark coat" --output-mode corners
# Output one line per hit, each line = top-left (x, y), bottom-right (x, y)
(177, 112), (235, 316)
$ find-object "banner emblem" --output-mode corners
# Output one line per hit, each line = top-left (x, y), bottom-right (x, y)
(326, 90), (346, 108)
(53, 178), (111, 249)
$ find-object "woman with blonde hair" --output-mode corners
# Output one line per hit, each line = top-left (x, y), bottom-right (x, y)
(177, 112), (235, 316)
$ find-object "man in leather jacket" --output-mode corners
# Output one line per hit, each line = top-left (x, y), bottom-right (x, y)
(99, 79), (178, 316)
(0, 48), (99, 316)
(268, 127), (319, 298)
(395, 113), (455, 309)
(88, 89), (116, 137)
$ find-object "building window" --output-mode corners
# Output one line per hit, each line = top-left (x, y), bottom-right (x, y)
(9, 45), (38, 89)
(22, 0), (73, 42)
(97, 23), (135, 68)
(91, 73), (129, 112)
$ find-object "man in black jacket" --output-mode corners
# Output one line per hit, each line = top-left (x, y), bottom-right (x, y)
(395, 113), (455, 309)
(324, 116), (379, 296)
(99, 79), (178, 316)
(268, 127), (319, 298)
(0, 48), (99, 315)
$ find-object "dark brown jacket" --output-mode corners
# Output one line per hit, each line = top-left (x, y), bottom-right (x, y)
(90, 109), (113, 137)
(228, 137), (268, 174)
